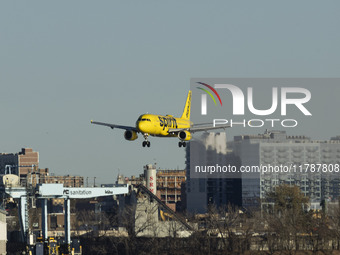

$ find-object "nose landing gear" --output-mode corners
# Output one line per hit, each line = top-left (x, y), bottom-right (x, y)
(142, 133), (150, 147)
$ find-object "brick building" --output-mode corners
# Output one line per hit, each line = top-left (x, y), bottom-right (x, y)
(0, 148), (39, 176)
(156, 169), (186, 212)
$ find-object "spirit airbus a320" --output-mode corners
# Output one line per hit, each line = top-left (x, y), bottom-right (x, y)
(91, 91), (229, 147)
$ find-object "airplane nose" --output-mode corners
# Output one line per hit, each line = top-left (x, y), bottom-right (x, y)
(137, 121), (145, 132)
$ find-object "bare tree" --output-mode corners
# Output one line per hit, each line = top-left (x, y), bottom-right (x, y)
(114, 201), (162, 255)
(327, 200), (340, 251)
(74, 210), (96, 238)
(264, 184), (310, 254)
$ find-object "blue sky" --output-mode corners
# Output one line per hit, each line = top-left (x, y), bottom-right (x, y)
(1, 1), (339, 183)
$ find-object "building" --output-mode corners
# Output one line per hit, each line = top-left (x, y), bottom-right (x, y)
(118, 165), (187, 212)
(156, 169), (186, 212)
(231, 130), (340, 209)
(39, 175), (84, 187)
(0, 148), (83, 188)
(0, 148), (39, 177)
(186, 132), (242, 214)
(118, 183), (193, 238)
(117, 174), (143, 186)
(0, 207), (6, 255)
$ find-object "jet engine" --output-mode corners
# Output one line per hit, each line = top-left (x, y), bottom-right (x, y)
(124, 130), (138, 141)
(178, 130), (192, 141)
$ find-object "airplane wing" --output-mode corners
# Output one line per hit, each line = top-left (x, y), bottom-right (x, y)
(91, 120), (138, 132)
(168, 123), (230, 134)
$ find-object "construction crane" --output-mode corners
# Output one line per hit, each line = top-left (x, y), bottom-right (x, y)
(2, 178), (129, 254)
(2, 164), (37, 244)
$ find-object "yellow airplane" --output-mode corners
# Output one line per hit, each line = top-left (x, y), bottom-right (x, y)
(91, 91), (229, 147)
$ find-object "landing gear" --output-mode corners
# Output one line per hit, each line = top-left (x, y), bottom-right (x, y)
(142, 141), (151, 147)
(142, 133), (150, 147)
(178, 141), (186, 147)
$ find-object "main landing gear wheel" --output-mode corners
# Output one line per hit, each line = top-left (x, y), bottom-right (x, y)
(178, 141), (186, 147)
(142, 141), (151, 147)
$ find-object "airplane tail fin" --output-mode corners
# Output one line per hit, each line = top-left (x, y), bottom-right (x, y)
(181, 91), (192, 120)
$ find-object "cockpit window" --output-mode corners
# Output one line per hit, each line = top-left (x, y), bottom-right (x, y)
(141, 118), (151, 121)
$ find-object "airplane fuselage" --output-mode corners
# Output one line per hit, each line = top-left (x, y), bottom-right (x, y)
(136, 114), (192, 137)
